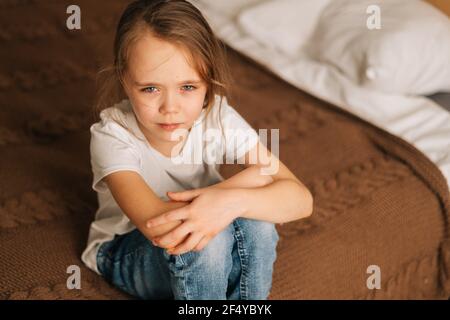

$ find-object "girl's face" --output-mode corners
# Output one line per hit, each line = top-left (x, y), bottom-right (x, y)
(123, 32), (207, 146)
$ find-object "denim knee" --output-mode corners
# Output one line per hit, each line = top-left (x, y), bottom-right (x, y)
(232, 218), (279, 300)
(234, 218), (279, 250)
(162, 222), (235, 274)
(161, 223), (236, 299)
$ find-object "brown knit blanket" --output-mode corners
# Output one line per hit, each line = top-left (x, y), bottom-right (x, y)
(1, 1), (449, 300)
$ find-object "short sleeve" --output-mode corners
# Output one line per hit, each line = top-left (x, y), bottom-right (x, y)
(90, 120), (142, 193)
(221, 101), (259, 163)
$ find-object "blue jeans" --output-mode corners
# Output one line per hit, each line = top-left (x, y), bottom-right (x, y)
(96, 217), (279, 300)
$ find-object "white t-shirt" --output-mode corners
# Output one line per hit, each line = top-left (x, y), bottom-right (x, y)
(81, 95), (260, 274)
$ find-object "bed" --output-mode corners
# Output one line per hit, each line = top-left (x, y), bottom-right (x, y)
(1, 0), (449, 299)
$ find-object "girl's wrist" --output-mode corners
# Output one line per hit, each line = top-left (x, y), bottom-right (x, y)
(226, 188), (249, 220)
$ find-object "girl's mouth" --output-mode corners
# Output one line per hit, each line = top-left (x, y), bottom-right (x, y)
(158, 123), (182, 131)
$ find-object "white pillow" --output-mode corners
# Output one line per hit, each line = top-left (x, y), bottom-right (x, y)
(237, 0), (332, 58)
(306, 0), (450, 95)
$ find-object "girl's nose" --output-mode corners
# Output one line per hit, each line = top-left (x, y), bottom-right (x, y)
(159, 93), (180, 114)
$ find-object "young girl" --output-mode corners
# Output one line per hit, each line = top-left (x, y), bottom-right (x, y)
(82, 0), (313, 300)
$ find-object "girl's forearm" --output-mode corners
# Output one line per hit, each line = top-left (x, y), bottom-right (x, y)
(212, 165), (274, 190)
(148, 166), (271, 239)
(234, 179), (313, 224)
(146, 200), (189, 238)
(148, 166), (286, 238)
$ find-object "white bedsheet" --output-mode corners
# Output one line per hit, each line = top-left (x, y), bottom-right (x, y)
(191, 0), (450, 191)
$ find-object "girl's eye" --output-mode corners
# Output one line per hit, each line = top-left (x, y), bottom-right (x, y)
(141, 85), (196, 93)
(182, 85), (196, 91)
(142, 86), (159, 93)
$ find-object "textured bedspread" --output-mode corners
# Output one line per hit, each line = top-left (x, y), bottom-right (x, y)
(1, 1), (449, 299)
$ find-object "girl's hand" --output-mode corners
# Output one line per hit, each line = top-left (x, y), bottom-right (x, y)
(146, 187), (245, 255)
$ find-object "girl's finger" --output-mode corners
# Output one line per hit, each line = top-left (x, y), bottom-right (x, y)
(146, 207), (188, 228)
(193, 236), (211, 252)
(167, 188), (202, 202)
(167, 190), (192, 202)
(165, 233), (190, 250)
(154, 221), (194, 248)
(168, 232), (204, 255)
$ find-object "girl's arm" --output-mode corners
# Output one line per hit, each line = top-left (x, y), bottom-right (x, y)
(233, 179), (313, 223)
(208, 142), (313, 222)
(165, 141), (313, 225)
(146, 142), (313, 253)
(147, 174), (312, 252)
(104, 171), (190, 239)
(211, 165), (274, 190)
(219, 142), (313, 222)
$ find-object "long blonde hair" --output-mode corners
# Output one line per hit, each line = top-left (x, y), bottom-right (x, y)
(93, 0), (233, 139)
